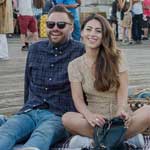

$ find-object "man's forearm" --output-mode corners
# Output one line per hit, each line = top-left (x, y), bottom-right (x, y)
(59, 3), (80, 9)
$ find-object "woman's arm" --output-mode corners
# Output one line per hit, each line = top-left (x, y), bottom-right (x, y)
(127, 0), (133, 12)
(70, 82), (89, 116)
(118, 0), (126, 10)
(70, 82), (105, 127)
(118, 0), (132, 12)
(116, 71), (128, 115)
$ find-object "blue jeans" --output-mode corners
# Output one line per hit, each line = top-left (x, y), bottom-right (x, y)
(0, 115), (7, 126)
(0, 109), (68, 150)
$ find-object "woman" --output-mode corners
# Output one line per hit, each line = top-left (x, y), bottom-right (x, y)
(62, 14), (150, 140)
(121, 1), (133, 44)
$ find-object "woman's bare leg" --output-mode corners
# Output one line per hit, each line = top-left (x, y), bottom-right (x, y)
(127, 27), (132, 42)
(63, 106), (150, 140)
(62, 112), (93, 137)
(122, 27), (126, 42)
(126, 105), (150, 139)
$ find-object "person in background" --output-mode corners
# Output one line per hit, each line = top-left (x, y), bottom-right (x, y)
(32, 0), (45, 36)
(62, 13), (150, 149)
(109, 0), (120, 40)
(0, 0), (13, 60)
(55, 0), (81, 41)
(117, 0), (132, 41)
(121, 1), (133, 45)
(7, 0), (18, 38)
(118, 0), (132, 20)
(131, 0), (143, 44)
(142, 0), (150, 40)
(0, 5), (84, 150)
(42, 0), (54, 14)
(17, 0), (38, 51)
(12, 0), (19, 36)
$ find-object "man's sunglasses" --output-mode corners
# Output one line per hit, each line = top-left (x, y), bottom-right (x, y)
(46, 21), (72, 29)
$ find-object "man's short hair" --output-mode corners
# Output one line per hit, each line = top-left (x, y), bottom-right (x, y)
(48, 5), (74, 23)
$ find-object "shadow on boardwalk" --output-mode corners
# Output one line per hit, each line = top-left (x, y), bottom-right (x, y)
(0, 37), (150, 115)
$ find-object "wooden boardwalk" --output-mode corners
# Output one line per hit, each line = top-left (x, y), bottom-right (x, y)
(0, 38), (150, 115)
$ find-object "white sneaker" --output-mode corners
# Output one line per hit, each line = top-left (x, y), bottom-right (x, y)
(127, 134), (145, 148)
(69, 135), (93, 149)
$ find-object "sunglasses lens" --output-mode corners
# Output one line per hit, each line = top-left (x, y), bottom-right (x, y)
(57, 22), (66, 29)
(46, 22), (55, 29)
(46, 21), (68, 29)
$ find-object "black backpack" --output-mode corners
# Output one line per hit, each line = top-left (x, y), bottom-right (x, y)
(93, 117), (127, 150)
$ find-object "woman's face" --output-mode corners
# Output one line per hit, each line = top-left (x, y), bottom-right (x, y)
(81, 19), (103, 51)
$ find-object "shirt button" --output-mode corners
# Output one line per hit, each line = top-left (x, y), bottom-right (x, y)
(43, 99), (47, 102)
(59, 51), (62, 54)
(49, 78), (52, 81)
(55, 47), (58, 50)
(45, 87), (48, 91)
(55, 54), (57, 57)
(50, 64), (54, 67)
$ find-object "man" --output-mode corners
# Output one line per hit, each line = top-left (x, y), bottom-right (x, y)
(0, 5), (84, 150)
(55, 0), (81, 41)
(131, 0), (143, 44)
(17, 0), (39, 51)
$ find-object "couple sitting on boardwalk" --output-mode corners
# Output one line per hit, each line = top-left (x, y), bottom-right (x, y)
(0, 5), (150, 150)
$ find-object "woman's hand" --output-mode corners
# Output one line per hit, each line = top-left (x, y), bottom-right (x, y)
(116, 109), (131, 128)
(84, 111), (106, 127)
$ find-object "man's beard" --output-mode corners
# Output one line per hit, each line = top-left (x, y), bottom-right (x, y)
(47, 31), (68, 46)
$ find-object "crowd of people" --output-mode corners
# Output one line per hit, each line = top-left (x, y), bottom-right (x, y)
(0, 0), (150, 150)
(0, 0), (150, 58)
(109, 0), (150, 45)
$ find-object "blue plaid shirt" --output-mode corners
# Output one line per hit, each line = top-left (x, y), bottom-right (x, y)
(19, 39), (84, 116)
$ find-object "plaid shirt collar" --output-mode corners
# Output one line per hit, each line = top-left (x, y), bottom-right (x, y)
(47, 39), (72, 53)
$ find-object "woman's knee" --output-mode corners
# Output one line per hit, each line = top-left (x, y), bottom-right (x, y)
(134, 105), (150, 123)
(62, 112), (72, 126)
(142, 105), (150, 121)
(62, 112), (82, 127)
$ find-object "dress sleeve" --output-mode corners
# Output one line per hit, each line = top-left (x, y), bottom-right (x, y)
(68, 60), (82, 82)
(119, 50), (128, 72)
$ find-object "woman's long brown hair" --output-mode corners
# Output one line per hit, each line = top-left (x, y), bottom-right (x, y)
(81, 14), (121, 92)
